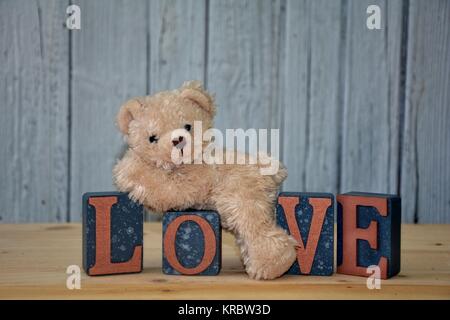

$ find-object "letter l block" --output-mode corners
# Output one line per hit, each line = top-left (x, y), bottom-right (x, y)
(82, 192), (144, 276)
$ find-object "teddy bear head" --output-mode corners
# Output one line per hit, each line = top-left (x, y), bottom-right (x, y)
(116, 81), (216, 168)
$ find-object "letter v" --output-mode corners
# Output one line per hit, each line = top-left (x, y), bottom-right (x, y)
(278, 197), (331, 274)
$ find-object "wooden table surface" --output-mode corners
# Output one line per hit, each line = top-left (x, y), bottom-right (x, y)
(0, 223), (449, 299)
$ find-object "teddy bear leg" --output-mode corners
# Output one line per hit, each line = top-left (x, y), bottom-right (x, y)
(217, 197), (297, 280)
(241, 225), (297, 280)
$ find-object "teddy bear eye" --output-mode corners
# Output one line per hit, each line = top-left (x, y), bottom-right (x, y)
(184, 124), (192, 132)
(149, 135), (158, 143)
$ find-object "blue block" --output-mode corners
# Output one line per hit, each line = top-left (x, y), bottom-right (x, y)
(82, 192), (144, 276)
(162, 211), (221, 276)
(276, 192), (334, 276)
(337, 192), (401, 279)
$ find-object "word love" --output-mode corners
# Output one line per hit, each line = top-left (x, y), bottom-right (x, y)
(82, 191), (401, 279)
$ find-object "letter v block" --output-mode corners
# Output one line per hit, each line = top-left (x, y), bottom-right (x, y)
(276, 192), (334, 275)
(337, 192), (401, 279)
(82, 192), (144, 276)
(163, 211), (221, 275)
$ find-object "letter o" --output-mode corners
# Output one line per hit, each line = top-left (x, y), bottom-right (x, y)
(163, 215), (217, 274)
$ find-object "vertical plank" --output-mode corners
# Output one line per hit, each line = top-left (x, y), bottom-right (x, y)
(148, 0), (206, 93)
(207, 0), (284, 138)
(0, 0), (69, 222)
(340, 0), (403, 198)
(70, 0), (147, 221)
(282, 0), (343, 193)
(146, 0), (206, 221)
(401, 0), (450, 223)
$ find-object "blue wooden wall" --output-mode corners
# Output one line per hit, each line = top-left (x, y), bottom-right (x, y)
(0, 0), (449, 223)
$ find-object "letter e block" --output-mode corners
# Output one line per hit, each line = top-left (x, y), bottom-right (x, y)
(82, 192), (144, 276)
(163, 211), (221, 275)
(277, 192), (334, 276)
(337, 192), (401, 279)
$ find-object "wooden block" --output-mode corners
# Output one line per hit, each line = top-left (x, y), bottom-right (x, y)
(337, 192), (401, 279)
(82, 192), (143, 276)
(276, 192), (334, 276)
(162, 211), (221, 276)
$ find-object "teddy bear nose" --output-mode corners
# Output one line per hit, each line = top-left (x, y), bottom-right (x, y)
(172, 136), (184, 146)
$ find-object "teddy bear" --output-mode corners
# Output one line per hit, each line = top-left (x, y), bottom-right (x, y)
(113, 81), (297, 280)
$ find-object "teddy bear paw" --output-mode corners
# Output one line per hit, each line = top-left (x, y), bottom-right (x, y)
(245, 230), (298, 280)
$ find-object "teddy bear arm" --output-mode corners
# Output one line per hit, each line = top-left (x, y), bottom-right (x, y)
(113, 155), (155, 206)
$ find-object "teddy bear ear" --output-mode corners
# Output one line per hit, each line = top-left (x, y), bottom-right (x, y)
(116, 98), (143, 135)
(180, 80), (216, 116)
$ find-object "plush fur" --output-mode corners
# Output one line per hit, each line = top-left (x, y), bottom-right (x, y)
(113, 81), (297, 280)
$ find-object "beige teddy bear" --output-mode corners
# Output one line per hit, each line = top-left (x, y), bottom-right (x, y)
(113, 81), (297, 280)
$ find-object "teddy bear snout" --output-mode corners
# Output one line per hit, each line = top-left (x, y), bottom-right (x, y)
(172, 136), (186, 149)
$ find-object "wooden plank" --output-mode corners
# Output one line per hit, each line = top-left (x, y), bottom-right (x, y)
(340, 0), (403, 199)
(401, 0), (450, 223)
(282, 0), (342, 193)
(148, 0), (206, 93)
(0, 0), (69, 222)
(207, 0), (284, 149)
(0, 223), (449, 299)
(70, 0), (147, 221)
(146, 0), (206, 222)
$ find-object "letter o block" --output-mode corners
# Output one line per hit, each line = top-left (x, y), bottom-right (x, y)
(163, 211), (221, 276)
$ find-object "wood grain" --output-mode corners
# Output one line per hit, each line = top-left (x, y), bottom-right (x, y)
(0, 223), (449, 299)
(0, 1), (449, 223)
(401, 0), (450, 223)
(340, 0), (403, 197)
(148, 0), (206, 93)
(282, 0), (342, 194)
(207, 0), (284, 141)
(70, 0), (147, 221)
(0, 0), (69, 222)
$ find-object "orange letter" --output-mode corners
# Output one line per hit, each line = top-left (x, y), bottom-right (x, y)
(88, 196), (142, 275)
(163, 215), (217, 275)
(337, 195), (388, 279)
(278, 196), (332, 274)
